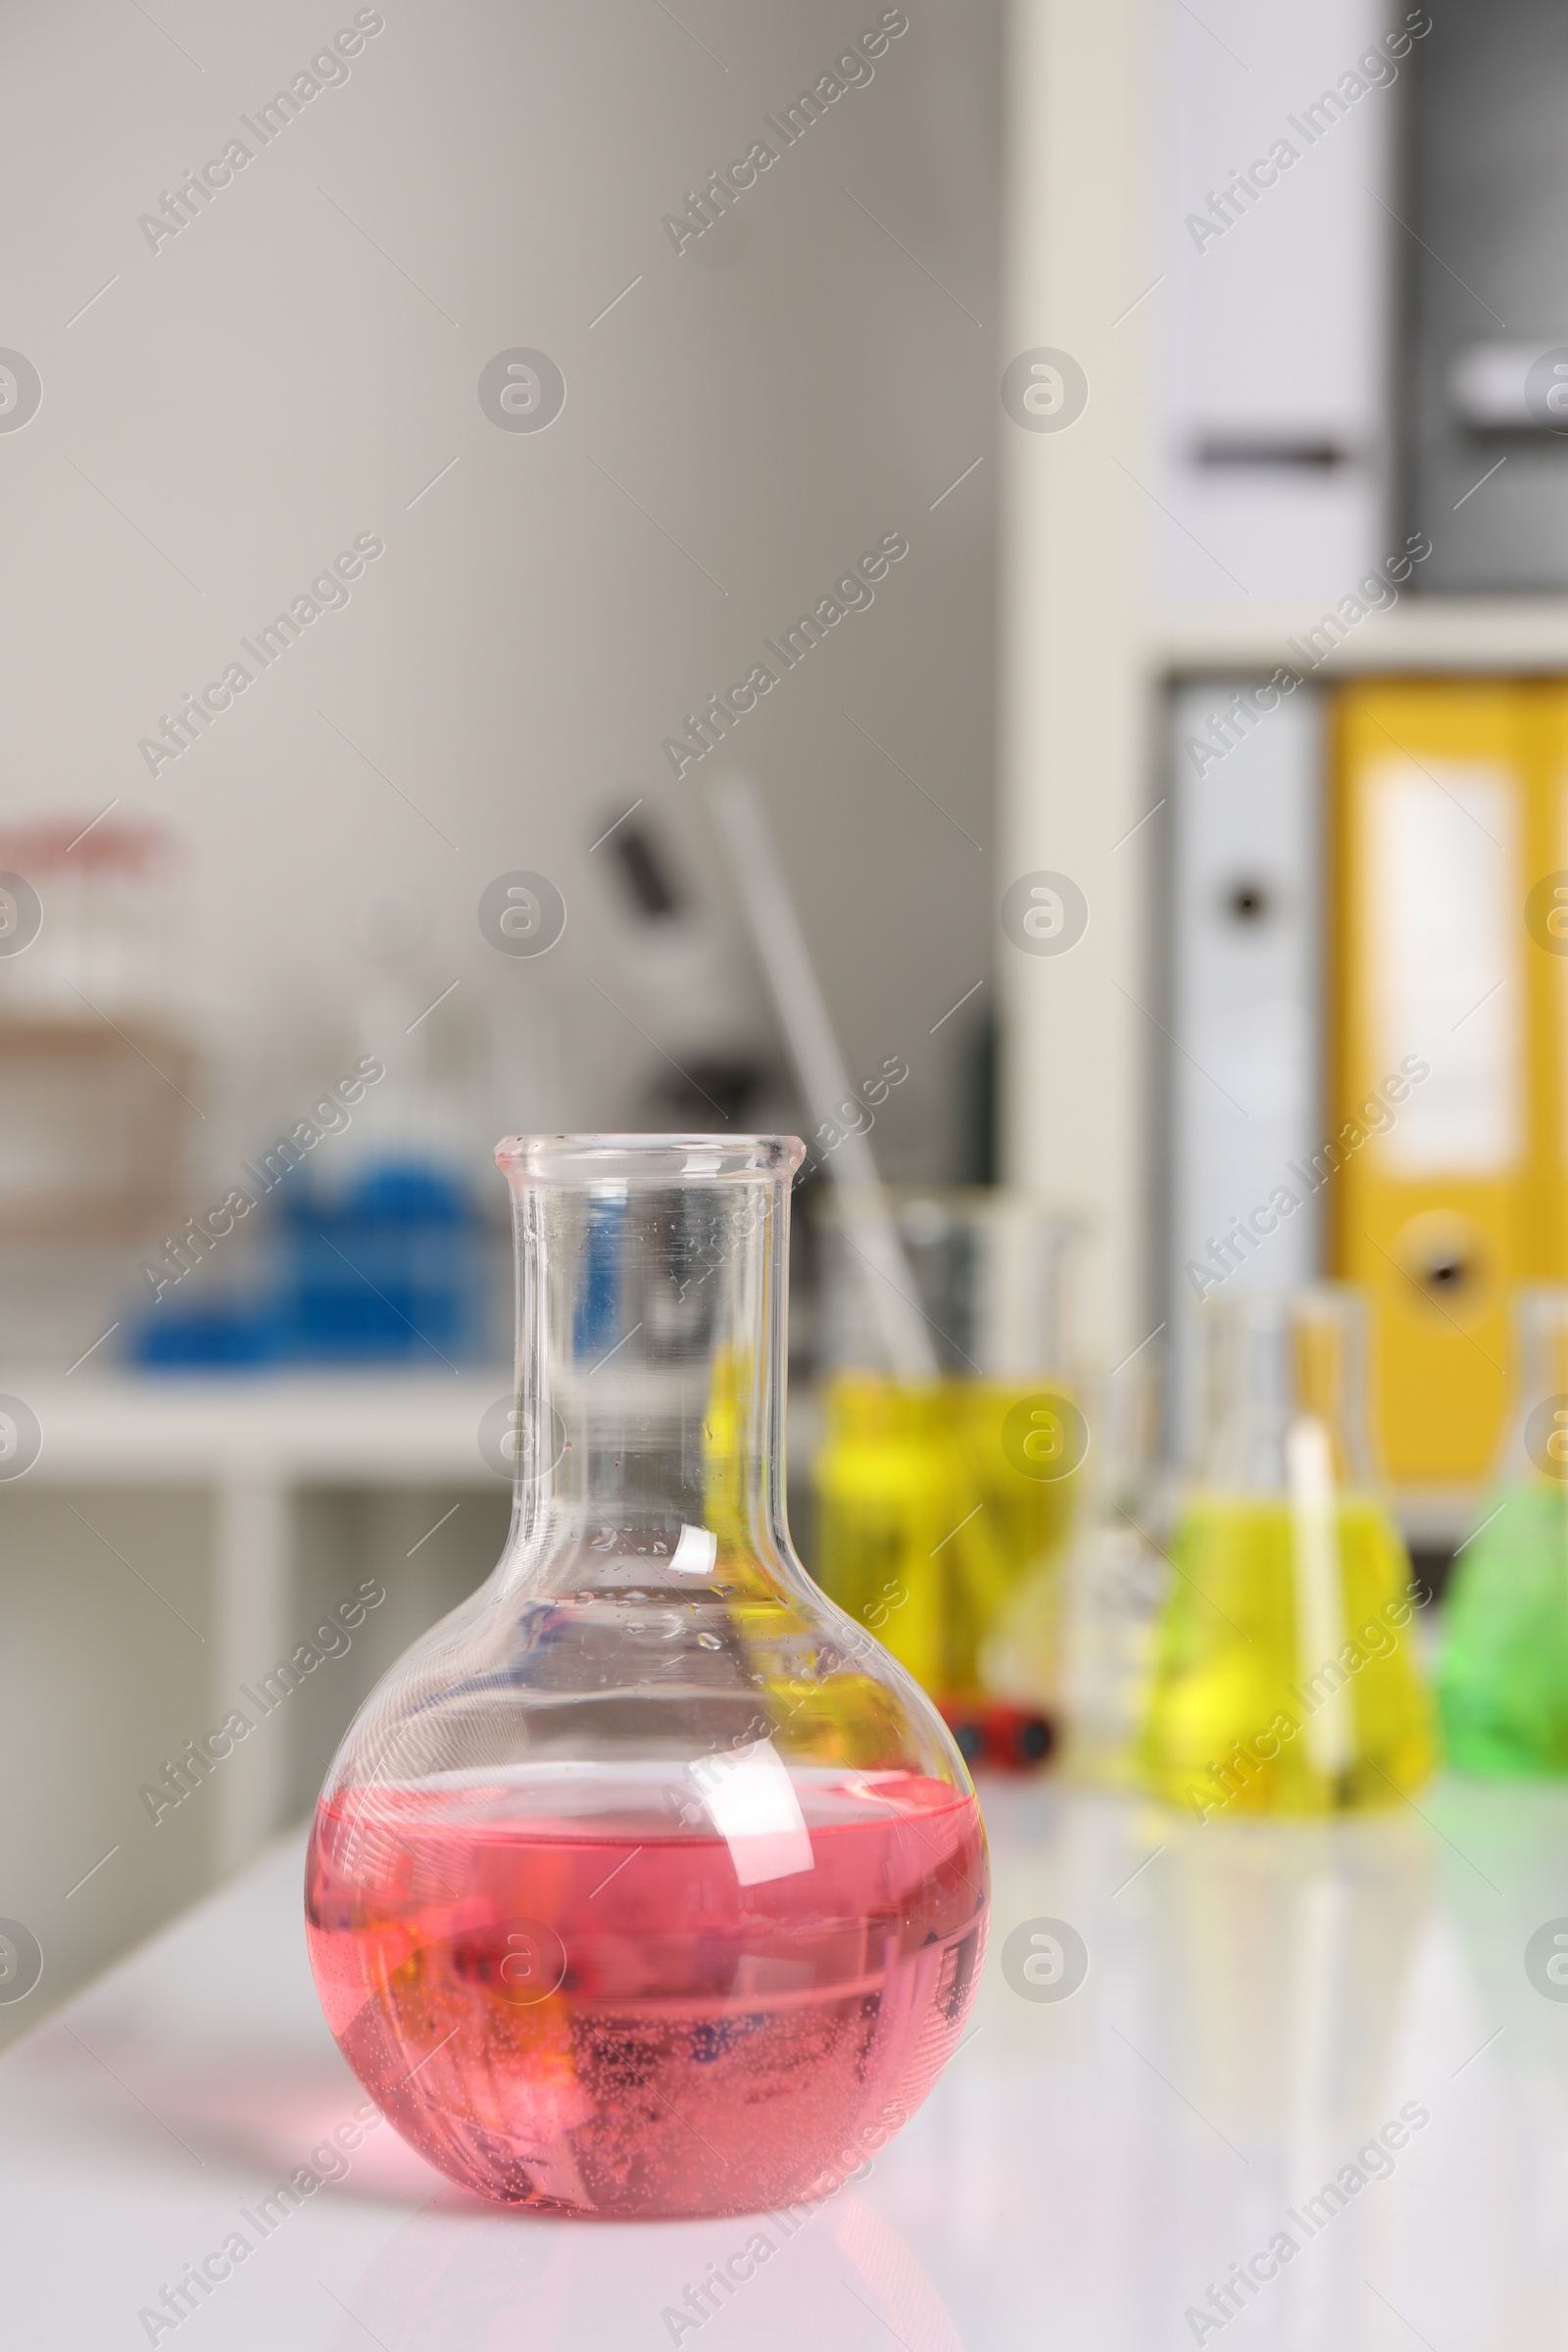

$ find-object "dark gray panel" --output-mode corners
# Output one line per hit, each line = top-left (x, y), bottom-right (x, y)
(1408, 0), (1568, 588)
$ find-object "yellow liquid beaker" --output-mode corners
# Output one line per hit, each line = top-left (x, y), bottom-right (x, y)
(811, 1376), (993, 1692)
(810, 1191), (1084, 1701)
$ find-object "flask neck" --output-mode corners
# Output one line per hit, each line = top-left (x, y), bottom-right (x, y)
(500, 1162), (793, 1587)
(1200, 1291), (1373, 1494)
(1504, 1287), (1568, 1483)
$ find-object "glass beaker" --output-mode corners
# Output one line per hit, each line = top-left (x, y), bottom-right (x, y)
(1439, 1289), (1568, 1774)
(1140, 1288), (1435, 1816)
(811, 1187), (1083, 1700)
(306, 1136), (988, 2219)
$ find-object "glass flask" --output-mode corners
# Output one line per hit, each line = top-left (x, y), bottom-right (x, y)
(1439, 1288), (1568, 1774)
(811, 1187), (1082, 1699)
(986, 1348), (1170, 1785)
(1140, 1288), (1435, 1816)
(306, 1135), (988, 2219)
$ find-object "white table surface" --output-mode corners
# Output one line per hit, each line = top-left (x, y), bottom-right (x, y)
(2, 1773), (1563, 2351)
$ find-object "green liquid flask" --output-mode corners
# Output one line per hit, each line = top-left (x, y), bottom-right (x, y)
(1439, 1289), (1568, 1775)
(1141, 1289), (1436, 1817)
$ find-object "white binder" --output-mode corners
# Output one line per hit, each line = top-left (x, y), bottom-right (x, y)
(1165, 678), (1326, 1459)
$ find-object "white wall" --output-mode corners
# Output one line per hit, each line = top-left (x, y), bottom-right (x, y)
(0, 0), (1001, 1290)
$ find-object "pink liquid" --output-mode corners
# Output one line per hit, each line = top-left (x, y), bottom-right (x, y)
(306, 1765), (987, 2217)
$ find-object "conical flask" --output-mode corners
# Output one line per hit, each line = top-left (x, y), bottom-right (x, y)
(306, 1135), (988, 2218)
(1140, 1287), (1435, 1816)
(984, 1345), (1169, 1784)
(1439, 1288), (1568, 1774)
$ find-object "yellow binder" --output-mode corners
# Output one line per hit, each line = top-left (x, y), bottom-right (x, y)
(1529, 685), (1568, 1284)
(1330, 681), (1532, 1482)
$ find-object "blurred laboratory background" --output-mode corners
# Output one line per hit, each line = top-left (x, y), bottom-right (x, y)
(9, 0), (1568, 2082)
(0, 0), (1000, 2029)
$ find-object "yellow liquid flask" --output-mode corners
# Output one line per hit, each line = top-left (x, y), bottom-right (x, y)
(1439, 1289), (1568, 1775)
(811, 1190), (1082, 1702)
(1141, 1288), (1436, 1818)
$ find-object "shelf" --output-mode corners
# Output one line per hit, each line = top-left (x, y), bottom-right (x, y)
(6, 1368), (515, 1489)
(0, 1366), (823, 1491)
(1152, 596), (1568, 676)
